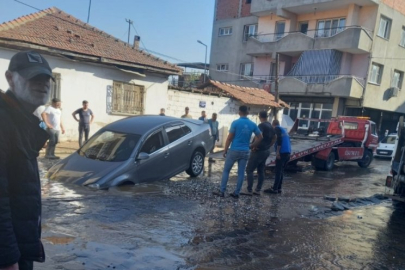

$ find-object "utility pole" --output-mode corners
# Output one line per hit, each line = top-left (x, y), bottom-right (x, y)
(125, 19), (133, 44)
(87, 0), (92, 23)
(275, 53), (280, 103)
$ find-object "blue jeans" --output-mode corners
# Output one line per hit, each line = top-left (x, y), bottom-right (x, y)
(220, 150), (250, 194)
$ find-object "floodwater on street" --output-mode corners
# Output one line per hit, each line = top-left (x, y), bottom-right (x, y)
(37, 156), (405, 270)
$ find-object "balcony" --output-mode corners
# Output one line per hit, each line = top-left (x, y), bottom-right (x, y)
(251, 0), (379, 17)
(246, 26), (373, 56)
(278, 75), (364, 99)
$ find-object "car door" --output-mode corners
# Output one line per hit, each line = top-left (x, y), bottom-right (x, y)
(135, 129), (170, 182)
(164, 123), (193, 175)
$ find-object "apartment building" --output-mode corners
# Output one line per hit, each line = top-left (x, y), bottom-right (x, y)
(210, 0), (405, 135)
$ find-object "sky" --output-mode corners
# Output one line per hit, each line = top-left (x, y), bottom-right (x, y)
(0, 0), (215, 64)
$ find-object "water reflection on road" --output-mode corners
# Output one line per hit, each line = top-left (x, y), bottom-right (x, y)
(38, 157), (405, 270)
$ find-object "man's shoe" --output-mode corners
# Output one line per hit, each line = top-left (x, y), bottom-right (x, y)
(264, 188), (281, 194)
(45, 155), (53, 159)
(213, 191), (224, 197)
(240, 190), (253, 196)
(229, 192), (239, 199)
(50, 155), (60, 160)
(253, 191), (261, 196)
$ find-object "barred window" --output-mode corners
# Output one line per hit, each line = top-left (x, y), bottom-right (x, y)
(112, 81), (144, 115)
(48, 73), (61, 104)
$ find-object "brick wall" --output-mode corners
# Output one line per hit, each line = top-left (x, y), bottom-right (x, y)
(381, 0), (405, 16)
(216, 0), (240, 20)
(241, 0), (252, 17)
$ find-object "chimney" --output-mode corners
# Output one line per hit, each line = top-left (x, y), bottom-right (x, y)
(133, 35), (140, 49)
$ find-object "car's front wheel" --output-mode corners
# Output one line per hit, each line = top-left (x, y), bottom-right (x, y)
(186, 150), (205, 177)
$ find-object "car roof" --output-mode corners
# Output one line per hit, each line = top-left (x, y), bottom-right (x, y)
(104, 115), (185, 134)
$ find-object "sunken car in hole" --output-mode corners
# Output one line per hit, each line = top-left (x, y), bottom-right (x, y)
(47, 115), (214, 189)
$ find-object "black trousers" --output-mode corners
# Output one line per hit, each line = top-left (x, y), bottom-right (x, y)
(79, 124), (90, 147)
(19, 260), (33, 270)
(272, 153), (290, 191)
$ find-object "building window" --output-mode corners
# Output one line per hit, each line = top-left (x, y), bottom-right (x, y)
(283, 103), (333, 128)
(216, 64), (229, 72)
(316, 18), (346, 37)
(112, 81), (144, 115)
(246, 0), (252, 3)
(275, 21), (285, 40)
(48, 73), (61, 104)
(240, 63), (253, 79)
(400, 27), (405, 47)
(243, 24), (258, 41)
(378, 16), (391, 39)
(392, 70), (404, 89)
(369, 63), (383, 84)
(219, 27), (232, 36)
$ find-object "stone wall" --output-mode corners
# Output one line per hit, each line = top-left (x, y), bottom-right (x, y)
(166, 89), (279, 147)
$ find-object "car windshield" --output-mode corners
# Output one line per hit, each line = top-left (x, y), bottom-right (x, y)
(381, 136), (396, 144)
(79, 130), (141, 162)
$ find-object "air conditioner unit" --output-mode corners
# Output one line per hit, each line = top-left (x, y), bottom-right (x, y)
(390, 87), (400, 97)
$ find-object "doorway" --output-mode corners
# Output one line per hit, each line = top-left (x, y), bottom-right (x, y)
(299, 22), (308, 35)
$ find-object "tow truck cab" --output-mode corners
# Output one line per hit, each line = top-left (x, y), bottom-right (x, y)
(327, 117), (379, 149)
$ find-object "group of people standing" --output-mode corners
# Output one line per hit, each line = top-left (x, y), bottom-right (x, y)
(160, 106), (220, 150)
(34, 99), (94, 159)
(213, 105), (291, 198)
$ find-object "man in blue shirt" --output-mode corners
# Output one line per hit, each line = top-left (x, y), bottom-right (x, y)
(198, 110), (207, 122)
(264, 119), (291, 194)
(213, 106), (263, 198)
(208, 113), (219, 152)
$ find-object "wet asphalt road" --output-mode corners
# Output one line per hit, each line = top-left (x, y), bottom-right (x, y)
(37, 157), (405, 270)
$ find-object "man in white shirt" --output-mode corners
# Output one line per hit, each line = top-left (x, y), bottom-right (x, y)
(33, 105), (46, 129)
(42, 98), (65, 159)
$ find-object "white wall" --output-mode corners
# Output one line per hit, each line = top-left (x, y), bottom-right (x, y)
(0, 48), (169, 142)
(165, 89), (281, 147)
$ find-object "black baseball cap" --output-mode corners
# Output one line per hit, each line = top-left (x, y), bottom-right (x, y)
(8, 51), (54, 80)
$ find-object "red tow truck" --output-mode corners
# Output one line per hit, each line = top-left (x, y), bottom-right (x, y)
(266, 116), (379, 170)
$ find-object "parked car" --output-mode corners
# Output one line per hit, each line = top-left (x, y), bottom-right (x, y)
(47, 116), (213, 189)
(375, 133), (397, 158)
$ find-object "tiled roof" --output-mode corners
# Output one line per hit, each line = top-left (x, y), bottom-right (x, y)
(0, 7), (181, 74)
(198, 80), (288, 108)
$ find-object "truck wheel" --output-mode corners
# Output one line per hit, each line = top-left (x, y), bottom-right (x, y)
(186, 150), (205, 177)
(311, 157), (325, 170)
(324, 152), (335, 171)
(358, 150), (373, 168)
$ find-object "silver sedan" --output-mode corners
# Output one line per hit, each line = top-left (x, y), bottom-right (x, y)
(47, 116), (214, 189)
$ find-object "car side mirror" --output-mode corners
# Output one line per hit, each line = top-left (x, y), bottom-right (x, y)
(137, 152), (150, 161)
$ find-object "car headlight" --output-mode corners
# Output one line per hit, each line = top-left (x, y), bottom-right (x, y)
(87, 183), (100, 189)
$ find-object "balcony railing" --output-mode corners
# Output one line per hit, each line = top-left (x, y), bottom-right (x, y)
(249, 26), (373, 43)
(246, 74), (365, 87)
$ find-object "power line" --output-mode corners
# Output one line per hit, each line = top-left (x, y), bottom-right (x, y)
(131, 23), (148, 52)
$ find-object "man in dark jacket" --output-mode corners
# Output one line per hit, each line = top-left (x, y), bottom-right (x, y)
(0, 51), (53, 270)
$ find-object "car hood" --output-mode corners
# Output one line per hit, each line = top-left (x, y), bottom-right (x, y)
(377, 143), (395, 149)
(47, 152), (126, 186)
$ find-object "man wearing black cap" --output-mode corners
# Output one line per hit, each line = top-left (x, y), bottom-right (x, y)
(0, 51), (52, 270)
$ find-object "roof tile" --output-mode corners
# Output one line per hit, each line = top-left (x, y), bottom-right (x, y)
(0, 7), (181, 74)
(198, 80), (288, 108)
